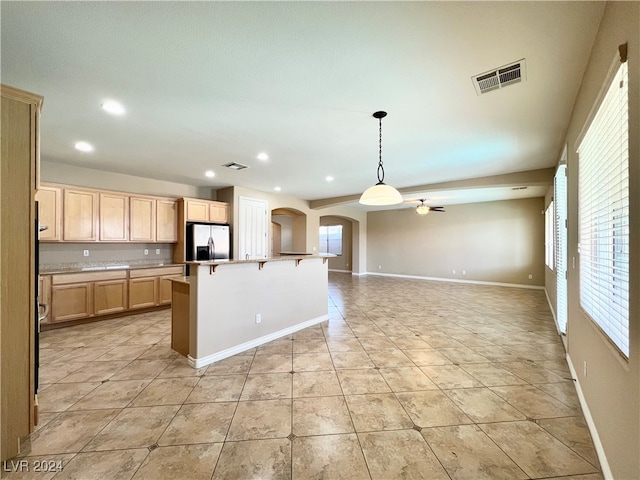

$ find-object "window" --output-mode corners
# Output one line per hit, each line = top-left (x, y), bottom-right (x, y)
(545, 200), (555, 270)
(555, 163), (568, 334)
(578, 60), (629, 357)
(319, 225), (342, 255)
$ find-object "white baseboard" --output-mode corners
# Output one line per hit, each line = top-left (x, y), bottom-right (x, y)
(365, 272), (544, 290)
(543, 287), (562, 335)
(566, 354), (613, 479)
(188, 314), (329, 369)
(328, 269), (352, 273)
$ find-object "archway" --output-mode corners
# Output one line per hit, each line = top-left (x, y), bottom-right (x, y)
(319, 215), (359, 273)
(271, 207), (307, 255)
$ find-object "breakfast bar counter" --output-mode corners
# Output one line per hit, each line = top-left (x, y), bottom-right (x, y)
(171, 255), (330, 368)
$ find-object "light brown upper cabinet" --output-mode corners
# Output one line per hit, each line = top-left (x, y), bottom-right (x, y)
(130, 196), (156, 242)
(36, 185), (62, 241)
(99, 193), (129, 241)
(185, 199), (209, 222)
(63, 189), (98, 241)
(39, 183), (179, 244)
(156, 199), (177, 242)
(184, 198), (229, 223)
(209, 201), (228, 224)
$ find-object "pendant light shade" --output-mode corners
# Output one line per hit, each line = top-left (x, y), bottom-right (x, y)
(359, 111), (403, 206)
(360, 182), (404, 205)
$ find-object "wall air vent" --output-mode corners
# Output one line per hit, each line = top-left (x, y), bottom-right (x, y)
(222, 162), (249, 170)
(472, 59), (526, 95)
(511, 186), (528, 191)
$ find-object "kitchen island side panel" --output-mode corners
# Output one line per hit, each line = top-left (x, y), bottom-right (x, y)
(190, 258), (328, 363)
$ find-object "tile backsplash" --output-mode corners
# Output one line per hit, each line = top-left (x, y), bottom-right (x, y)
(40, 242), (174, 266)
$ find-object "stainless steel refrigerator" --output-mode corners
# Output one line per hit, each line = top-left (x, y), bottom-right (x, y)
(186, 223), (231, 261)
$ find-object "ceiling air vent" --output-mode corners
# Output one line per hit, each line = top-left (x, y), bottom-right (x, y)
(222, 162), (249, 170)
(472, 59), (526, 95)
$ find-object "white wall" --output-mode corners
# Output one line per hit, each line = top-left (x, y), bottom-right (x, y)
(547, 3), (639, 478)
(190, 258), (328, 364)
(41, 160), (211, 198)
(272, 214), (294, 252)
(367, 197), (545, 286)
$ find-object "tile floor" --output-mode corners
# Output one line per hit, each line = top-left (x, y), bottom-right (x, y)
(6, 273), (603, 479)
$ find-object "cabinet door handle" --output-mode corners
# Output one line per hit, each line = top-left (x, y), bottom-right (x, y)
(38, 303), (50, 322)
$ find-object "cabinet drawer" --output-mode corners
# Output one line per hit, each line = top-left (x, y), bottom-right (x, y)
(129, 266), (184, 278)
(52, 270), (127, 285)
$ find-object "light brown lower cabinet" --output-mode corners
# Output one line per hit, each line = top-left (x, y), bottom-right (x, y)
(45, 266), (184, 323)
(94, 280), (128, 315)
(170, 280), (190, 356)
(129, 266), (184, 309)
(51, 283), (93, 322)
(49, 270), (129, 322)
(159, 275), (177, 305)
(129, 277), (158, 309)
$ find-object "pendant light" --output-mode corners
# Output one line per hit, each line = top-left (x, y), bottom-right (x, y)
(359, 111), (403, 205)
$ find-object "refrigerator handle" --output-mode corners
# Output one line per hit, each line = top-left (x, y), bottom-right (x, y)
(208, 236), (215, 260)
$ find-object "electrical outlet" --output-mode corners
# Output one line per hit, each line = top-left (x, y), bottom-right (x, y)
(83, 250), (89, 257)
(144, 249), (149, 256)
(462, 270), (466, 275)
(255, 314), (261, 324)
(155, 249), (160, 255)
(452, 269), (456, 274)
(528, 274), (533, 279)
(378, 265), (382, 269)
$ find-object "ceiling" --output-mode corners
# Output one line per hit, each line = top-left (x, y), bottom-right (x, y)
(1, 1), (605, 210)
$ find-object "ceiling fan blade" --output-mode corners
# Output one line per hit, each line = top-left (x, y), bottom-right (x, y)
(429, 207), (445, 212)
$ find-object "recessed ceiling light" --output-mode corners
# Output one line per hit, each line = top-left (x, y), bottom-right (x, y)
(205, 170), (215, 178)
(101, 100), (126, 116)
(274, 186), (281, 192)
(74, 141), (94, 152)
(257, 152), (269, 161)
(326, 176), (334, 182)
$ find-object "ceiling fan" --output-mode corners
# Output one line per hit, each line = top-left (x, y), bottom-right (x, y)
(408, 198), (445, 215)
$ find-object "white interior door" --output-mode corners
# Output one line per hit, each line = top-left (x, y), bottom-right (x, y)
(555, 162), (568, 334)
(238, 196), (268, 260)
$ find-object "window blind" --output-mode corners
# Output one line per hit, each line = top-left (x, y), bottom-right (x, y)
(555, 164), (568, 334)
(545, 201), (554, 270)
(578, 61), (629, 357)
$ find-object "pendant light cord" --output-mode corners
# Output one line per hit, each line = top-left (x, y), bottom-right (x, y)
(377, 116), (385, 184)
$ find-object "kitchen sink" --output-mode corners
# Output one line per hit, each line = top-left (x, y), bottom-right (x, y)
(80, 265), (129, 271)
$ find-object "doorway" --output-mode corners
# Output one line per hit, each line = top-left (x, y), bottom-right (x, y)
(238, 196), (268, 260)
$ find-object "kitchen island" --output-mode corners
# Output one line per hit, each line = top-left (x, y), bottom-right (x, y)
(172, 255), (330, 368)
